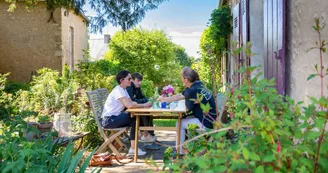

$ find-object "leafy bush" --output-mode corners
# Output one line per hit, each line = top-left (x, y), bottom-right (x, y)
(141, 79), (154, 98)
(106, 28), (182, 86)
(4, 80), (29, 94)
(77, 59), (120, 76)
(15, 67), (78, 116)
(38, 115), (51, 124)
(163, 19), (328, 172)
(164, 69), (328, 173)
(0, 73), (14, 120)
(0, 116), (100, 173)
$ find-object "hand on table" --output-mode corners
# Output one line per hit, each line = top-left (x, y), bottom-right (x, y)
(144, 102), (152, 107)
(157, 96), (167, 102)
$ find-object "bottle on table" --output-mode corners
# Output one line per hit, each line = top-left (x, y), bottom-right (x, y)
(152, 87), (160, 109)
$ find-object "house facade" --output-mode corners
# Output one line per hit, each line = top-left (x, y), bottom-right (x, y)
(220, 0), (328, 104)
(0, 1), (89, 82)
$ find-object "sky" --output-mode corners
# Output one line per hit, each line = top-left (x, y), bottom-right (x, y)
(86, 0), (219, 58)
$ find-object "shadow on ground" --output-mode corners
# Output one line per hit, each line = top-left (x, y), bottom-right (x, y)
(87, 131), (176, 173)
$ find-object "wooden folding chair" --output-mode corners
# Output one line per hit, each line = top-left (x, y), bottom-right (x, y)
(87, 88), (129, 157)
(196, 93), (228, 142)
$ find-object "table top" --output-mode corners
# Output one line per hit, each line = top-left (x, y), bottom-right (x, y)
(127, 100), (186, 113)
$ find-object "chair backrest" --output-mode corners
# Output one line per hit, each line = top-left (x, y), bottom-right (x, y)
(216, 93), (227, 123)
(216, 93), (226, 112)
(86, 88), (109, 139)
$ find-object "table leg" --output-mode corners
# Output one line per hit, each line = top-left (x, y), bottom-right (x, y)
(177, 113), (182, 155)
(134, 115), (140, 163)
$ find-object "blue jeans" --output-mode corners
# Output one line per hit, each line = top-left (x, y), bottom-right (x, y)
(102, 112), (136, 140)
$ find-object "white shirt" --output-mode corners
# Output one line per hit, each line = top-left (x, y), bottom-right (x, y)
(102, 85), (130, 118)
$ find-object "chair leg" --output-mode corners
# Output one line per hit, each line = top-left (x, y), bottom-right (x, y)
(110, 130), (127, 152)
(96, 129), (127, 155)
(114, 137), (126, 151)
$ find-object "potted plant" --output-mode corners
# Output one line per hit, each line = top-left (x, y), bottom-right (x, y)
(38, 115), (53, 134)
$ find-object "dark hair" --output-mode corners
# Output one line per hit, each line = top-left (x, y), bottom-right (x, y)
(116, 70), (130, 84)
(181, 67), (199, 83)
(131, 72), (143, 81)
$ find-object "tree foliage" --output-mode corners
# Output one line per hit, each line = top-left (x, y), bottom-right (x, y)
(89, 0), (167, 32)
(5, 0), (167, 32)
(198, 6), (232, 88)
(200, 5), (232, 58)
(106, 28), (181, 86)
(174, 44), (193, 67)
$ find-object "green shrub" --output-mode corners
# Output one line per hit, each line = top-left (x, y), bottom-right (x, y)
(0, 73), (14, 120)
(164, 70), (328, 173)
(38, 115), (51, 124)
(163, 19), (328, 172)
(141, 79), (154, 98)
(4, 81), (29, 94)
(0, 116), (100, 173)
(15, 67), (78, 116)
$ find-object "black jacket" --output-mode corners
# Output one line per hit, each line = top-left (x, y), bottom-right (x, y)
(126, 82), (148, 104)
(182, 80), (216, 129)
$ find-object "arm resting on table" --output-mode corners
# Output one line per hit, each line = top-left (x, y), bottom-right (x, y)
(119, 97), (151, 109)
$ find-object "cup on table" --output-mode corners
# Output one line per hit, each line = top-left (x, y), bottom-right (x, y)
(161, 102), (167, 108)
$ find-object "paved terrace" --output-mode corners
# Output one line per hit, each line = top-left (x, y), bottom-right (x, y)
(87, 131), (177, 173)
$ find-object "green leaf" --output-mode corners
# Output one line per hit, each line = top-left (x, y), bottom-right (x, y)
(306, 131), (321, 140)
(307, 74), (318, 81)
(242, 148), (250, 160)
(196, 159), (207, 169)
(262, 154), (275, 162)
(57, 141), (73, 172)
(291, 160), (298, 170)
(321, 142), (328, 153)
(314, 64), (319, 72)
(255, 166), (264, 173)
(2, 163), (17, 173)
(213, 165), (226, 173)
(249, 152), (261, 161)
(300, 158), (313, 170)
(318, 158), (328, 170)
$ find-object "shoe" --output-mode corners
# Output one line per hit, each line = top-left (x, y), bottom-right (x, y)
(121, 136), (130, 144)
(140, 134), (157, 142)
(128, 148), (146, 156)
(144, 143), (160, 150)
(154, 140), (163, 144)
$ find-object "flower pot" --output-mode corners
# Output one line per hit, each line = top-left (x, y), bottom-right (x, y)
(38, 122), (53, 135)
(23, 122), (39, 141)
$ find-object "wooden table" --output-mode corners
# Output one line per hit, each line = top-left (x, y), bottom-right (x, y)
(127, 101), (186, 162)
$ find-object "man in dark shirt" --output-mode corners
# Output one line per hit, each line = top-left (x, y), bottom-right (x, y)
(159, 67), (216, 154)
(182, 80), (216, 128)
(126, 73), (158, 147)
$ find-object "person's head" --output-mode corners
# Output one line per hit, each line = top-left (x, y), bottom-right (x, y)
(181, 67), (199, 88)
(131, 72), (143, 88)
(116, 70), (132, 88)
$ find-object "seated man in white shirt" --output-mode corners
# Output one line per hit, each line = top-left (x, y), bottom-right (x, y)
(101, 70), (154, 155)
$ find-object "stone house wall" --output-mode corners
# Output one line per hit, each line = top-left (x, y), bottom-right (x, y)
(0, 1), (88, 82)
(0, 1), (62, 82)
(286, 0), (328, 104)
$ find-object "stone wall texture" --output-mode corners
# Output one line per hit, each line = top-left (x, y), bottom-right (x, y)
(286, 0), (328, 104)
(0, 2), (88, 82)
(0, 1), (62, 82)
(61, 9), (88, 70)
